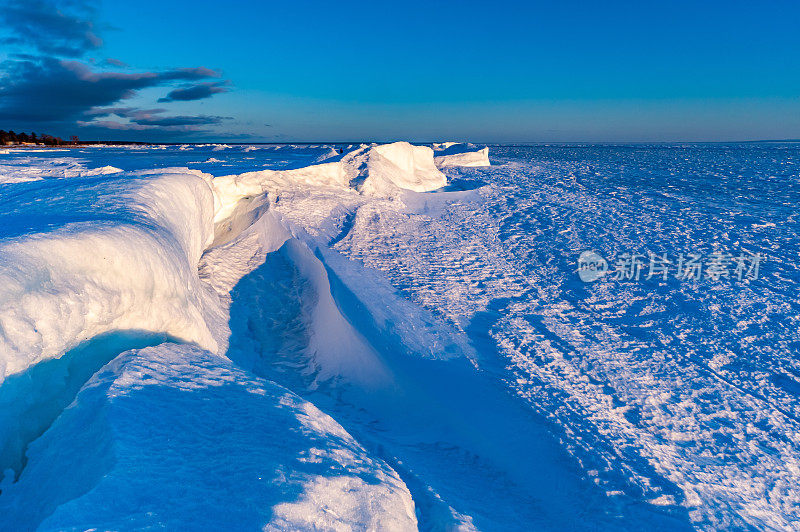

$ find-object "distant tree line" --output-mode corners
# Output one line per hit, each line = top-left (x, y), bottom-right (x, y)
(0, 130), (72, 146)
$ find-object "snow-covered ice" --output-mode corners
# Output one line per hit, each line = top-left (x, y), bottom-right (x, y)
(0, 344), (416, 531)
(356, 142), (448, 194)
(0, 142), (798, 530)
(433, 143), (491, 168)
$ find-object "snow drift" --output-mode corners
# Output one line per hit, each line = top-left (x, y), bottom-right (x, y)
(357, 142), (447, 194)
(0, 146), (429, 528)
(433, 143), (490, 167)
(2, 141), (793, 529)
(0, 344), (416, 531)
(0, 141), (565, 530)
(0, 168), (221, 380)
(0, 141), (446, 383)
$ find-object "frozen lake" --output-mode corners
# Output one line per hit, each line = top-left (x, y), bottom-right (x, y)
(0, 142), (797, 530)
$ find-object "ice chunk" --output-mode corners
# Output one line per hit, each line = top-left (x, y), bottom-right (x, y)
(209, 142), (447, 200)
(0, 157), (123, 183)
(211, 161), (350, 223)
(82, 165), (123, 175)
(433, 143), (490, 167)
(432, 141), (459, 151)
(345, 141), (447, 195)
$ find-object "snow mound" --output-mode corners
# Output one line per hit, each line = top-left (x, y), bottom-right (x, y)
(206, 141), (447, 198)
(0, 158), (123, 182)
(432, 141), (458, 151)
(0, 169), (221, 380)
(315, 146), (340, 162)
(433, 143), (490, 167)
(343, 142), (447, 195)
(0, 344), (416, 531)
(211, 161), (350, 223)
(82, 165), (123, 175)
(0, 149), (395, 382)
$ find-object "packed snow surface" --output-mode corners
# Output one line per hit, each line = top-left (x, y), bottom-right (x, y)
(0, 142), (798, 530)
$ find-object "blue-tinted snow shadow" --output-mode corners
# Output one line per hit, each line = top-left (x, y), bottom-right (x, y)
(63, 380), (384, 530)
(436, 177), (487, 192)
(320, 255), (695, 531)
(1, 358), (386, 531)
(224, 242), (694, 531)
(0, 330), (174, 487)
(465, 297), (694, 524)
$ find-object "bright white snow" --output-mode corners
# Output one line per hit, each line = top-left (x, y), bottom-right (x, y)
(0, 344), (416, 531)
(433, 143), (491, 168)
(2, 141), (792, 530)
(0, 143), (447, 530)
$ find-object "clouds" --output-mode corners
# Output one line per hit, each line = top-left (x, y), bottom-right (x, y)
(158, 81), (229, 102)
(0, 0), (234, 140)
(103, 58), (127, 68)
(132, 115), (229, 127)
(0, 0), (102, 57)
(79, 107), (230, 130)
(0, 58), (223, 123)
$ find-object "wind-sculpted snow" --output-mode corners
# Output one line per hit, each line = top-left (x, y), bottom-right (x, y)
(0, 168), (220, 379)
(341, 141), (448, 195)
(433, 142), (491, 168)
(0, 155), (121, 183)
(0, 142), (446, 530)
(0, 344), (416, 531)
(0, 142), (797, 530)
(333, 144), (800, 529)
(0, 143), (445, 380)
(364, 142), (446, 193)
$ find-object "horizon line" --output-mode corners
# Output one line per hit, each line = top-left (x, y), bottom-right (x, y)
(64, 138), (800, 146)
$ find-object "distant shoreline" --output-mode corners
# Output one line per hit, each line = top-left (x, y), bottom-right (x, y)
(3, 139), (799, 149)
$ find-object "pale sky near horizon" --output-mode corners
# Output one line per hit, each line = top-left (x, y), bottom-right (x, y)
(1, 0), (799, 142)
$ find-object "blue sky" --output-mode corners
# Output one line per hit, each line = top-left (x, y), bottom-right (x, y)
(1, 0), (799, 142)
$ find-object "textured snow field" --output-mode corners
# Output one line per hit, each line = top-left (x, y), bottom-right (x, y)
(0, 143), (797, 530)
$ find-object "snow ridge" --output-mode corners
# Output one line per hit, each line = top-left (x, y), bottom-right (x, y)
(0, 141), (459, 530)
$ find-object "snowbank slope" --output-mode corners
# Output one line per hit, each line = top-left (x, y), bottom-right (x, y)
(0, 344), (416, 531)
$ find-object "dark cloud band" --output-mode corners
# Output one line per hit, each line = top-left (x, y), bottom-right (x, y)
(0, 0), (234, 140)
(158, 81), (229, 102)
(0, 58), (223, 122)
(0, 0), (102, 58)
